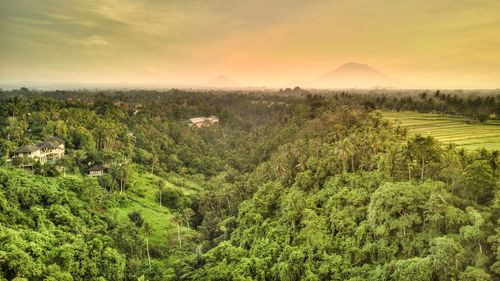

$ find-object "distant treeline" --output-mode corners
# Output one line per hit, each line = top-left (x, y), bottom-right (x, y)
(2, 87), (499, 121)
(361, 91), (500, 121)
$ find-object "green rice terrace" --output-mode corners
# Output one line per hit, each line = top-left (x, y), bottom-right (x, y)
(381, 111), (500, 150)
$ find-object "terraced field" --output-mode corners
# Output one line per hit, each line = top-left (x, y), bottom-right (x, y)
(380, 111), (500, 150)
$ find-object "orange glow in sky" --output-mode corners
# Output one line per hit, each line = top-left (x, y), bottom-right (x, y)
(1, 0), (500, 88)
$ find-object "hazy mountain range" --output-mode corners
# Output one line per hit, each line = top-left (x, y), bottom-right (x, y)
(204, 75), (243, 88)
(1, 63), (428, 90)
(310, 63), (413, 89)
(204, 63), (415, 89)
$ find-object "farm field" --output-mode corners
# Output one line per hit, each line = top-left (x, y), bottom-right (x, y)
(380, 111), (500, 150)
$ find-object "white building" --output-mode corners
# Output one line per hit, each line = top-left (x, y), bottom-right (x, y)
(12, 137), (65, 165)
(188, 116), (219, 128)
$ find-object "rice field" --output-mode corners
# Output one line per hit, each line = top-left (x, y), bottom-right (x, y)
(380, 111), (500, 151)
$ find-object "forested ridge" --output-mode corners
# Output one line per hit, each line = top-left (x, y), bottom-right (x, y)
(0, 89), (499, 280)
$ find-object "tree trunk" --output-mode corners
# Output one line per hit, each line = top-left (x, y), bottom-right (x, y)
(185, 214), (190, 228)
(226, 196), (231, 212)
(177, 222), (182, 248)
(110, 178), (116, 193)
(151, 155), (155, 176)
(351, 154), (355, 172)
(159, 190), (162, 208)
(407, 162), (412, 182)
(146, 237), (152, 272)
(421, 157), (425, 181)
(390, 156), (396, 178)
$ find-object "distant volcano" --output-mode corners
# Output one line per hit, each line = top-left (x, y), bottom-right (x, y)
(312, 63), (412, 89)
(204, 75), (243, 88)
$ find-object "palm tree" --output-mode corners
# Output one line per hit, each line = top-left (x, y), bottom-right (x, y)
(292, 140), (308, 172)
(143, 223), (153, 272)
(408, 135), (440, 181)
(402, 143), (415, 182)
(490, 150), (498, 172)
(337, 137), (356, 172)
(384, 143), (403, 179)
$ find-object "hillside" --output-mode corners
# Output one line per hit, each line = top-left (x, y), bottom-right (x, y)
(0, 164), (200, 280)
(0, 89), (498, 280)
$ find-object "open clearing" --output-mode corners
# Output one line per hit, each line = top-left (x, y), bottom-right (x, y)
(380, 111), (500, 151)
(108, 167), (199, 249)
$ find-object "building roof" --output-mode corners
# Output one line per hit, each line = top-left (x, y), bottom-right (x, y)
(14, 145), (40, 153)
(88, 164), (104, 172)
(37, 140), (61, 149)
(189, 117), (208, 124)
(37, 136), (65, 149)
(13, 136), (65, 153)
(46, 136), (65, 144)
(189, 116), (219, 124)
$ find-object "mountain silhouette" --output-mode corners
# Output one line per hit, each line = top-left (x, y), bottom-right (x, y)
(312, 63), (411, 89)
(204, 75), (243, 88)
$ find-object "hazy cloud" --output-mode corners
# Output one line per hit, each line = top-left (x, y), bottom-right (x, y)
(73, 35), (108, 49)
(0, 0), (499, 87)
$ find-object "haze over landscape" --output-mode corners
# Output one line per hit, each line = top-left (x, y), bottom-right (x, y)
(2, 1), (500, 281)
(1, 0), (500, 89)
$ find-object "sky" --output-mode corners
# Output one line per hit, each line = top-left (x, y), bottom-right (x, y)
(1, 0), (500, 88)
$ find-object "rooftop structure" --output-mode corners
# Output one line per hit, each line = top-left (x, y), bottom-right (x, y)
(188, 116), (219, 128)
(12, 137), (65, 165)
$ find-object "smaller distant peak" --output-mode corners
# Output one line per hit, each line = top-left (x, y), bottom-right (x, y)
(337, 62), (373, 70)
(343, 62), (367, 67)
(205, 75), (242, 88)
(209, 75), (235, 82)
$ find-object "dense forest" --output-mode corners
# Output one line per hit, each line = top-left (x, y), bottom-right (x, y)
(0, 88), (499, 281)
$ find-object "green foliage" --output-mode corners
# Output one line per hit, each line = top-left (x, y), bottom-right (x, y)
(158, 187), (189, 211)
(0, 167), (128, 280)
(459, 160), (496, 204)
(391, 257), (433, 281)
(459, 266), (493, 281)
(128, 211), (144, 228)
(0, 90), (498, 280)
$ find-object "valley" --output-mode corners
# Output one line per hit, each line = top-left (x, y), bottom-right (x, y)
(0, 89), (498, 280)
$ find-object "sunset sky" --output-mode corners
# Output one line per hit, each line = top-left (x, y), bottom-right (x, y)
(1, 0), (500, 88)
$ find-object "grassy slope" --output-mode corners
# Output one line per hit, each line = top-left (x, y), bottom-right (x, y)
(107, 167), (200, 250)
(380, 111), (500, 150)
